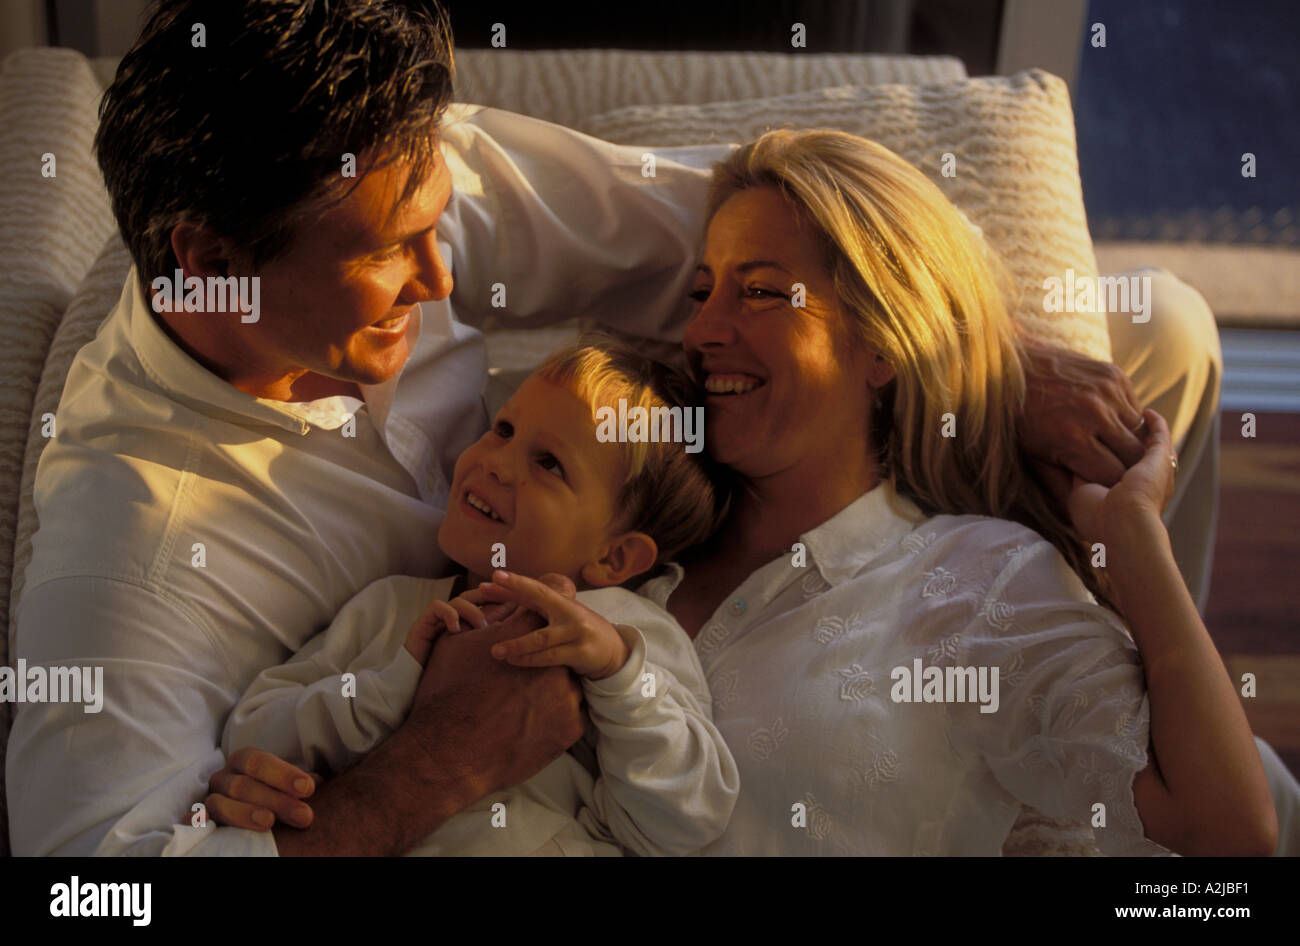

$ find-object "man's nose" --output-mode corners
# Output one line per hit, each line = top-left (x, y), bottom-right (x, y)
(403, 232), (454, 303)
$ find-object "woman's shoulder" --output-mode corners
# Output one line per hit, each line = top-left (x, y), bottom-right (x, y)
(895, 511), (1112, 620)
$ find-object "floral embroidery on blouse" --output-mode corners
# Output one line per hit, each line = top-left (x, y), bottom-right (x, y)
(800, 571), (831, 599)
(926, 633), (962, 665)
(696, 622), (730, 654)
(998, 651), (1026, 688)
(802, 792), (833, 840)
(921, 566), (958, 598)
(837, 664), (874, 701)
(813, 611), (864, 645)
(747, 718), (789, 761)
(862, 735), (900, 788)
(710, 669), (740, 711)
(901, 530), (936, 556)
(980, 598), (1016, 631)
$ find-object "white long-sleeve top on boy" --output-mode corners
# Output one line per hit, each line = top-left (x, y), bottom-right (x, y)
(222, 575), (740, 856)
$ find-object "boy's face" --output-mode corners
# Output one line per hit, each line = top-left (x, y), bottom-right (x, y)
(439, 375), (628, 582)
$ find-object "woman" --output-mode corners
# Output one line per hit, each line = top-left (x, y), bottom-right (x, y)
(643, 129), (1275, 855)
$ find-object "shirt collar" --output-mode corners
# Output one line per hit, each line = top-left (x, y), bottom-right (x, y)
(639, 478), (928, 605)
(124, 266), (419, 435)
(801, 479), (928, 587)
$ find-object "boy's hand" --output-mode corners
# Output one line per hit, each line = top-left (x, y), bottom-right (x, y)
(406, 588), (520, 664)
(473, 571), (631, 679)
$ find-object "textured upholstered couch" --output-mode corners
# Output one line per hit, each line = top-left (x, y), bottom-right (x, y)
(0, 46), (1117, 856)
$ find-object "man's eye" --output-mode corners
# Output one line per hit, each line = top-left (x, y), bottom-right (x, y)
(536, 453), (565, 478)
(493, 420), (513, 439)
(373, 243), (404, 261)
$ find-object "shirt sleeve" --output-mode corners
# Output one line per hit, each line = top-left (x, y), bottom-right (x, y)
(947, 539), (1170, 857)
(221, 576), (453, 777)
(6, 575), (277, 856)
(436, 105), (734, 341)
(572, 589), (740, 856)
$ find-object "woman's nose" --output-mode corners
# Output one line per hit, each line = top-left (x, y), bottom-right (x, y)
(683, 289), (735, 351)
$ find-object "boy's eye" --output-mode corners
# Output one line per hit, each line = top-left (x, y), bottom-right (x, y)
(493, 420), (513, 439)
(536, 453), (565, 479)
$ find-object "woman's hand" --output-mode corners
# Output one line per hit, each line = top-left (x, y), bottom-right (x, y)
(472, 570), (631, 680)
(1055, 408), (1176, 549)
(204, 747), (320, 831)
(1021, 342), (1148, 504)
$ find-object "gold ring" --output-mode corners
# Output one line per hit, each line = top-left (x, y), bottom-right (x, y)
(1170, 456), (1178, 474)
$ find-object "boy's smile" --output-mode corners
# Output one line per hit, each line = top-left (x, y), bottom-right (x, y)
(439, 375), (632, 583)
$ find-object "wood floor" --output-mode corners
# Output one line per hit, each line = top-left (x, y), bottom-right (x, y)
(1205, 411), (1300, 778)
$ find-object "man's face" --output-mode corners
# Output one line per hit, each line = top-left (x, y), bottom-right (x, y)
(239, 152), (454, 387)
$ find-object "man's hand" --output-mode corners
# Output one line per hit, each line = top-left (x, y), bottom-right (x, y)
(209, 579), (584, 854)
(1020, 341), (1148, 505)
(205, 747), (320, 831)
(402, 577), (586, 804)
(1052, 409), (1178, 549)
(469, 571), (632, 679)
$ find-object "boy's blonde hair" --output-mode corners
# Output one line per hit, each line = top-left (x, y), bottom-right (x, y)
(535, 337), (730, 566)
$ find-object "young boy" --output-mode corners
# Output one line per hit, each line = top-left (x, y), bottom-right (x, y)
(221, 341), (738, 855)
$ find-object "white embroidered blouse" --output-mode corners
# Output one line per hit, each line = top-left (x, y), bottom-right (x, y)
(638, 480), (1169, 856)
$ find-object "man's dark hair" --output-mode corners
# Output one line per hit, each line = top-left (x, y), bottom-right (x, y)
(96, 0), (455, 281)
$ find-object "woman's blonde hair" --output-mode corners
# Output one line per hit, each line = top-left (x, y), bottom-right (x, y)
(535, 337), (732, 567)
(706, 129), (1102, 601)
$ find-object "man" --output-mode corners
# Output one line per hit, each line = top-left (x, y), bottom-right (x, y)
(7, 0), (1237, 856)
(7, 0), (709, 856)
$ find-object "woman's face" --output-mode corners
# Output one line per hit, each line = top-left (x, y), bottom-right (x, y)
(684, 186), (890, 481)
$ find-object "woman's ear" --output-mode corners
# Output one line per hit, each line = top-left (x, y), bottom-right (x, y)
(865, 350), (896, 389)
(581, 532), (659, 588)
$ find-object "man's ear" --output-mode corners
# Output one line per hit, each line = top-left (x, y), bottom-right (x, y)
(581, 532), (659, 588)
(169, 221), (235, 280)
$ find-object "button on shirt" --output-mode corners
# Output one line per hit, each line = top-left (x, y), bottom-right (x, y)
(638, 481), (1167, 856)
(7, 105), (731, 856)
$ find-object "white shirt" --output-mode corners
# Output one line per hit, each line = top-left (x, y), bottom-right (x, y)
(638, 481), (1168, 856)
(222, 577), (738, 856)
(7, 105), (729, 856)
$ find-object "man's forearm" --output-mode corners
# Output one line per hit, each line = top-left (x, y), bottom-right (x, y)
(273, 724), (475, 856)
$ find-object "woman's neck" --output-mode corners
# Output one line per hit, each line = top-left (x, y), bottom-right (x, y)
(720, 452), (883, 565)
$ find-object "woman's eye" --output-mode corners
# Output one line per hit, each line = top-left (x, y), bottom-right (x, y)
(536, 453), (565, 478)
(746, 286), (783, 299)
(493, 420), (513, 439)
(687, 288), (711, 302)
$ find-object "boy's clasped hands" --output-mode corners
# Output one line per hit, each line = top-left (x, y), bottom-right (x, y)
(404, 569), (633, 681)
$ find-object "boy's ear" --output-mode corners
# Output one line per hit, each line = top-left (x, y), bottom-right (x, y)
(581, 532), (658, 588)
